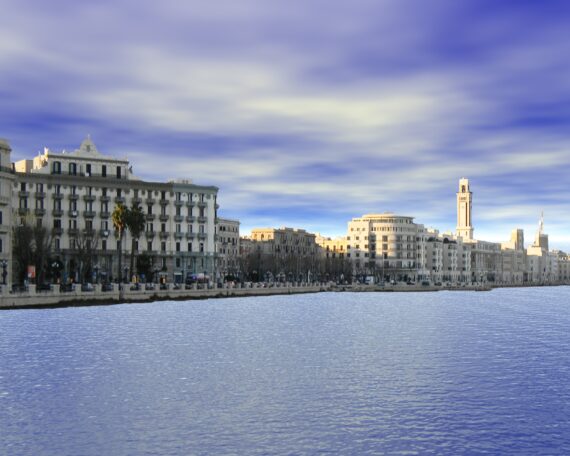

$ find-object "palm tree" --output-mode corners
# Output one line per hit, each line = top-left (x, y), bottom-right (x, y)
(126, 203), (146, 279)
(112, 203), (127, 283)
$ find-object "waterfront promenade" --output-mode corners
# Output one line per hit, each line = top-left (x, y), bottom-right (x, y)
(2, 281), (568, 310)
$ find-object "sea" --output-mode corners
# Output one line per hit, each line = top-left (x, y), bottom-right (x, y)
(1, 287), (570, 455)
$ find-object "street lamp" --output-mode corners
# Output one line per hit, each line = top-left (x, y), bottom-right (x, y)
(1, 260), (7, 285)
(124, 266), (129, 283)
(153, 266), (159, 284)
(94, 264), (99, 284)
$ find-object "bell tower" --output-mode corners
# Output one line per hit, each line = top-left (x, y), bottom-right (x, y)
(456, 177), (473, 240)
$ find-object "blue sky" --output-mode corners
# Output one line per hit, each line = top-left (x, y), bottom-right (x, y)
(2, 0), (570, 248)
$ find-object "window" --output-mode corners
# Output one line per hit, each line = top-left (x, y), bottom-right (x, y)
(147, 240), (152, 251)
(161, 242), (166, 252)
(188, 242), (192, 251)
(117, 189), (122, 198)
(0, 211), (2, 224)
(200, 243), (204, 253)
(116, 166), (121, 178)
(86, 164), (92, 176)
(0, 238), (2, 253)
(161, 223), (166, 233)
(176, 258), (181, 268)
(53, 219), (61, 228)
(176, 242), (180, 252)
(101, 220), (108, 230)
(54, 238), (60, 250)
(102, 165), (107, 177)
(69, 163), (77, 175)
(52, 161), (61, 174)
(102, 240), (107, 251)
(147, 204), (152, 214)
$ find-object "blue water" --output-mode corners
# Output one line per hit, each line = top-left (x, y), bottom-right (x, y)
(1, 288), (570, 455)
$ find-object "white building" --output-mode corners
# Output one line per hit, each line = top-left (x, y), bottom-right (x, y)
(8, 137), (220, 285)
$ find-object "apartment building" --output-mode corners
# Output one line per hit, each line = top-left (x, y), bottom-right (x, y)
(216, 217), (240, 279)
(10, 137), (219, 284)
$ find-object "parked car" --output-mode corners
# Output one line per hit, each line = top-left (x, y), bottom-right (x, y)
(37, 283), (52, 291)
(81, 283), (94, 292)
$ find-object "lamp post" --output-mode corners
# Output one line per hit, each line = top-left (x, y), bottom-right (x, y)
(1, 260), (7, 285)
(154, 266), (159, 284)
(94, 264), (99, 284)
(124, 266), (129, 283)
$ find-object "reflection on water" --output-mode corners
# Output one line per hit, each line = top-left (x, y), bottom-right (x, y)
(2, 287), (570, 455)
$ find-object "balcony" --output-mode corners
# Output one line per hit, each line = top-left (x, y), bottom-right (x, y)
(68, 228), (79, 237)
(198, 233), (207, 240)
(114, 196), (125, 204)
(83, 229), (96, 238)
(174, 215), (184, 222)
(145, 231), (156, 238)
(159, 231), (169, 239)
(52, 193), (63, 200)
(145, 213), (155, 221)
(68, 210), (78, 218)
(34, 208), (46, 216)
(83, 211), (96, 218)
(174, 232), (184, 239)
(52, 227), (63, 236)
(100, 211), (110, 219)
(186, 216), (196, 223)
(18, 190), (29, 198)
(159, 199), (168, 206)
(197, 216), (207, 223)
(174, 200), (183, 206)
(100, 229), (110, 237)
(132, 197), (142, 205)
(35, 191), (46, 198)
(146, 198), (156, 205)
(159, 214), (169, 222)
(100, 195), (110, 202)
(198, 202), (207, 208)
(186, 232), (196, 239)
(186, 201), (195, 208)
(53, 209), (64, 217)
(83, 195), (96, 202)
(17, 208), (29, 216)
(68, 194), (79, 201)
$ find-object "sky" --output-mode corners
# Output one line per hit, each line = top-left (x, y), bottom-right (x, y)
(2, 0), (570, 249)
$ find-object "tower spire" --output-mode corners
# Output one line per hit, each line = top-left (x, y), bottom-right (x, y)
(456, 178), (473, 240)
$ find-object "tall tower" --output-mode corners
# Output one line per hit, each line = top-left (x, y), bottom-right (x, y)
(456, 177), (473, 240)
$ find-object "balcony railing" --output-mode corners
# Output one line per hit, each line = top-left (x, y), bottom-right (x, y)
(68, 228), (79, 236)
(145, 231), (156, 237)
(198, 233), (207, 240)
(17, 208), (29, 216)
(174, 215), (184, 222)
(159, 214), (169, 222)
(186, 216), (196, 222)
(132, 197), (142, 205)
(68, 194), (79, 200)
(174, 200), (183, 206)
(186, 201), (195, 207)
(174, 232), (183, 239)
(159, 231), (169, 239)
(197, 216), (207, 223)
(100, 195), (110, 202)
(100, 211), (110, 219)
(68, 210), (78, 217)
(35, 191), (46, 198)
(83, 211), (96, 218)
(18, 191), (29, 198)
(34, 208), (46, 216)
(83, 195), (96, 202)
(52, 227), (63, 236)
(145, 213), (155, 221)
(52, 193), (63, 200)
(100, 230), (110, 237)
(186, 232), (196, 239)
(159, 199), (168, 206)
(114, 196), (125, 204)
(146, 198), (156, 205)
(53, 209), (63, 217)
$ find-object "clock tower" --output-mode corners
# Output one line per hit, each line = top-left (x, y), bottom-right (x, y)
(456, 178), (473, 240)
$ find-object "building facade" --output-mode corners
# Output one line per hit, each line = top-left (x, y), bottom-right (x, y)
(8, 137), (219, 285)
(216, 217), (240, 279)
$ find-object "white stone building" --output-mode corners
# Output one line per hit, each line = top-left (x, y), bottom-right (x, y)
(8, 137), (219, 285)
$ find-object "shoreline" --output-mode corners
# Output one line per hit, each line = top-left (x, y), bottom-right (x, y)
(1, 282), (568, 311)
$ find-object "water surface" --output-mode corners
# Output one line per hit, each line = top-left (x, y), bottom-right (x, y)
(2, 288), (570, 455)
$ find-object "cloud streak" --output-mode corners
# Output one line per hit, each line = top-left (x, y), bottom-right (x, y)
(2, 0), (570, 249)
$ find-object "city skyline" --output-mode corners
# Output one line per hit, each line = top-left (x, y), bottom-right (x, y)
(2, 1), (570, 248)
